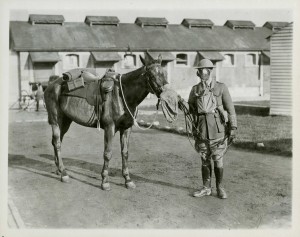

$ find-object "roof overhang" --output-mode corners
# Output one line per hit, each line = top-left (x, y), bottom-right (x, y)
(197, 51), (225, 61)
(91, 52), (122, 62)
(148, 52), (175, 61)
(262, 51), (270, 58)
(29, 52), (60, 63)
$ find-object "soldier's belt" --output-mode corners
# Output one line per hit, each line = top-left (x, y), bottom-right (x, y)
(197, 109), (216, 115)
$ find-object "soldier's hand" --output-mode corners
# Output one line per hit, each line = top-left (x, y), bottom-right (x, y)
(177, 95), (184, 102)
(178, 95), (189, 109)
(229, 128), (237, 140)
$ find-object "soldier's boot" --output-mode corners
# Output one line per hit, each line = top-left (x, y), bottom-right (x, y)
(193, 164), (212, 197)
(214, 167), (227, 199)
(36, 100), (39, 111)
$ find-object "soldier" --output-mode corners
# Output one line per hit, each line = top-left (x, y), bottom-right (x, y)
(30, 82), (44, 111)
(35, 83), (44, 111)
(188, 59), (237, 199)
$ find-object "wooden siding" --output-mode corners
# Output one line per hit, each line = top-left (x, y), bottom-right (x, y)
(270, 24), (293, 115)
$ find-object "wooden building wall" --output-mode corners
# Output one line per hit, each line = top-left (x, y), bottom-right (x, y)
(270, 24), (293, 115)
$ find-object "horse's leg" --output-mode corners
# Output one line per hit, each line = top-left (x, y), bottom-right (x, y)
(51, 116), (72, 182)
(51, 124), (68, 182)
(101, 124), (115, 191)
(120, 127), (136, 189)
(54, 116), (72, 176)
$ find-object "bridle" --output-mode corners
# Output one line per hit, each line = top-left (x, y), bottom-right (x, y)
(142, 64), (165, 97)
(118, 63), (167, 130)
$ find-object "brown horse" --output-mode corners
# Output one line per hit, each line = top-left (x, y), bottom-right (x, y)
(44, 53), (168, 190)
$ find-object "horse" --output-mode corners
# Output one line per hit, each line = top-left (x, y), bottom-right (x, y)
(44, 52), (169, 191)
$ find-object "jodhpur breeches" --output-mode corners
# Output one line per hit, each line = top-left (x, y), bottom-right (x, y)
(195, 137), (227, 168)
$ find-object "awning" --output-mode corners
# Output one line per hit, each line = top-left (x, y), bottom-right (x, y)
(197, 51), (224, 61)
(30, 52), (60, 63)
(148, 52), (175, 61)
(91, 52), (122, 62)
(262, 51), (270, 59)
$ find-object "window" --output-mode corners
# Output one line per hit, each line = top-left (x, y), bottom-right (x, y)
(64, 54), (79, 69)
(176, 54), (188, 66)
(246, 53), (257, 66)
(123, 54), (137, 69)
(222, 54), (235, 66)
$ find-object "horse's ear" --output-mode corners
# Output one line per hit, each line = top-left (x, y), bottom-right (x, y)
(157, 54), (162, 64)
(140, 55), (146, 66)
(144, 51), (155, 64)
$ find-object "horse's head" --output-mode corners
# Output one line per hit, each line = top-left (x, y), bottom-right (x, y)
(140, 52), (168, 97)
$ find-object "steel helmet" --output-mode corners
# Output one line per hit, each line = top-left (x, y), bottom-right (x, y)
(194, 59), (215, 69)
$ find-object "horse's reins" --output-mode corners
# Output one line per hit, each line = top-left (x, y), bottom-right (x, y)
(178, 100), (233, 154)
(119, 71), (160, 130)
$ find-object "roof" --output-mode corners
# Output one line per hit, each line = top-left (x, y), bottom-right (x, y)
(135, 17), (169, 27)
(266, 22), (293, 39)
(263, 21), (290, 31)
(85, 16), (120, 26)
(225, 20), (255, 29)
(262, 51), (270, 58)
(10, 20), (273, 52)
(29, 52), (60, 62)
(197, 51), (225, 61)
(181, 19), (214, 28)
(91, 52), (122, 61)
(148, 51), (175, 61)
(28, 14), (65, 25)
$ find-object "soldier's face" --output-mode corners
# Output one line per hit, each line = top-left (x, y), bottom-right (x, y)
(197, 68), (212, 81)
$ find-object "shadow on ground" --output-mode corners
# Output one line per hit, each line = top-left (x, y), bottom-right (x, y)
(232, 138), (292, 157)
(8, 153), (193, 193)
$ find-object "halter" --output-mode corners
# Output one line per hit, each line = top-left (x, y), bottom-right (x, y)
(142, 64), (165, 97)
(119, 64), (165, 130)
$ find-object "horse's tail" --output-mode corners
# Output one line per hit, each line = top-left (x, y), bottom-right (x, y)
(44, 78), (63, 125)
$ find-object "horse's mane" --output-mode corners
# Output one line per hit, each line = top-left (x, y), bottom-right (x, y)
(120, 66), (146, 84)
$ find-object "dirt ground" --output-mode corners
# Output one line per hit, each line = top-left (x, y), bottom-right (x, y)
(7, 110), (291, 229)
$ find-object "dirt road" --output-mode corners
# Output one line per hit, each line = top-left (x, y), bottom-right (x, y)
(7, 111), (291, 229)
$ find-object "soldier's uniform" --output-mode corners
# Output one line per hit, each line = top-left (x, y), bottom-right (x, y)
(188, 59), (237, 199)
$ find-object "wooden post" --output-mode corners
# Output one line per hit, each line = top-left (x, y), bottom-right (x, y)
(259, 52), (264, 96)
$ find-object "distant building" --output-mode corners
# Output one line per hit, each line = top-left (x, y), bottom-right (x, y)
(9, 14), (290, 106)
(268, 23), (293, 116)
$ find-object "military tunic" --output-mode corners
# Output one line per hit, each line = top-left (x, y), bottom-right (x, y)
(188, 79), (237, 167)
(188, 79), (237, 141)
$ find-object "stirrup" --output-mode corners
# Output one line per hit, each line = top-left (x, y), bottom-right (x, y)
(193, 186), (212, 197)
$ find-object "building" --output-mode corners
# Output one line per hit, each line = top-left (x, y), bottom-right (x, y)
(9, 14), (289, 106)
(268, 23), (293, 116)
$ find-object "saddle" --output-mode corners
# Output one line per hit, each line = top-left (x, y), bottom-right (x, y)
(61, 68), (121, 129)
(61, 68), (118, 106)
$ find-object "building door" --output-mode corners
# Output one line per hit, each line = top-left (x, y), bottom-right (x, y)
(33, 62), (55, 83)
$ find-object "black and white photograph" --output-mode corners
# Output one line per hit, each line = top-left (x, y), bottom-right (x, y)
(1, 0), (299, 236)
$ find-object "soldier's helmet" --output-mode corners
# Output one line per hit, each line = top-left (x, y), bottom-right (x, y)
(194, 59), (215, 69)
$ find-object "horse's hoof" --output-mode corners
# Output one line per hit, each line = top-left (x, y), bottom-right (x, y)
(125, 181), (136, 189)
(61, 175), (70, 183)
(101, 183), (111, 191)
(55, 170), (61, 175)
